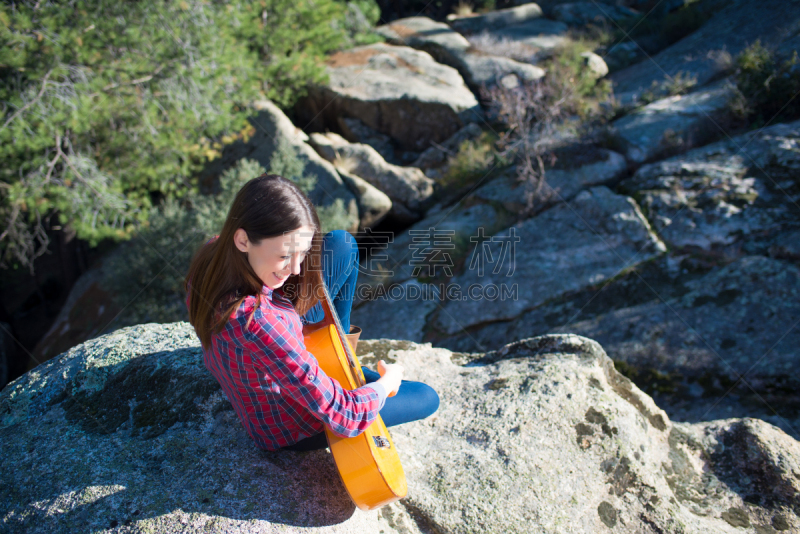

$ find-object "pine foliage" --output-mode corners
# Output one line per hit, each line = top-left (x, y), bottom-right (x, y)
(0, 0), (377, 273)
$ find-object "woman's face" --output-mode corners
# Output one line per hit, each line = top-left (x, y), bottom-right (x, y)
(234, 226), (315, 289)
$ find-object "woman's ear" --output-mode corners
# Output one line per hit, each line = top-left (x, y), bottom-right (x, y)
(233, 228), (249, 253)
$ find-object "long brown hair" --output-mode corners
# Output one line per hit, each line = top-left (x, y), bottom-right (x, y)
(185, 174), (323, 351)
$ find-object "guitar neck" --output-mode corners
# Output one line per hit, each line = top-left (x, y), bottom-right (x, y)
(318, 283), (364, 388)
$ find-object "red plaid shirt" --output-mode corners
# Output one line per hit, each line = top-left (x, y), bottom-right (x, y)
(187, 237), (382, 451)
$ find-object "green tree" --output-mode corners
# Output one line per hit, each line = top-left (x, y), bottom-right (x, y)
(0, 0), (378, 274)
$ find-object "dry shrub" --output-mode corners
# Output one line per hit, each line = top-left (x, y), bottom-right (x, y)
(639, 71), (698, 104)
(734, 40), (800, 126)
(481, 43), (613, 217)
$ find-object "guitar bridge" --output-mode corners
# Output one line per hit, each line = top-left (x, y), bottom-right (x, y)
(372, 435), (391, 449)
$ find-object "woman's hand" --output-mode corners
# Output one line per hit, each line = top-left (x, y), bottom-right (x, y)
(376, 359), (404, 398)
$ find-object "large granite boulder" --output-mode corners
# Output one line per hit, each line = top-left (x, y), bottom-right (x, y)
(336, 168), (393, 229)
(610, 79), (736, 164)
(295, 43), (482, 152)
(376, 16), (472, 58)
(619, 119), (800, 255)
(346, 139), (626, 342)
(352, 280), (443, 343)
(355, 146), (628, 315)
(434, 186), (666, 334)
(337, 117), (396, 163)
(355, 201), (515, 293)
(472, 146), (628, 210)
(3, 325), (799, 533)
(560, 255), (800, 383)
(204, 100), (359, 231)
(308, 132), (434, 221)
(609, 0), (800, 100)
(377, 17), (545, 94)
(387, 335), (800, 533)
(466, 18), (569, 64)
(447, 3), (545, 34)
(0, 323), (424, 533)
(445, 49), (546, 92)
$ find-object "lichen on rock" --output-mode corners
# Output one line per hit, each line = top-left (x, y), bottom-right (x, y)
(2, 325), (799, 533)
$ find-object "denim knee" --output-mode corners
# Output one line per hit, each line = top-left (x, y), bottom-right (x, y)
(417, 383), (440, 418)
(322, 230), (359, 265)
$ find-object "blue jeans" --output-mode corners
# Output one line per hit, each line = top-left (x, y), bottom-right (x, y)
(301, 230), (360, 333)
(284, 230), (440, 452)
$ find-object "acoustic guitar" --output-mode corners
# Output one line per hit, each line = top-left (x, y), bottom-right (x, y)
(302, 283), (407, 510)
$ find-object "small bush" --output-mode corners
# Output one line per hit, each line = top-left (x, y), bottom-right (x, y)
(317, 198), (355, 234)
(267, 137), (317, 195)
(639, 71), (698, 104)
(441, 132), (498, 189)
(480, 37), (614, 218)
(734, 41), (800, 126)
(544, 40), (613, 118)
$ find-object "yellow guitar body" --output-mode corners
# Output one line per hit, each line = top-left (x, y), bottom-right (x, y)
(304, 323), (407, 510)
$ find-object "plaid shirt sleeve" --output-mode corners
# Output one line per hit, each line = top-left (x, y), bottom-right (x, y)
(242, 303), (382, 439)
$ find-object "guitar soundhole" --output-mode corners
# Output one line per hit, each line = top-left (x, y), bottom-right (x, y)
(372, 435), (391, 449)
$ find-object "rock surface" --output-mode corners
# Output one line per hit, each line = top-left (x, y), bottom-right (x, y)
(376, 16), (471, 59)
(3, 325), (799, 533)
(352, 280), (442, 343)
(603, 41), (647, 73)
(610, 0), (800, 99)
(610, 79), (736, 163)
(357, 201), (514, 293)
(581, 51), (609, 79)
(455, 49), (547, 91)
(619, 119), (800, 254)
(551, 2), (638, 26)
(435, 186), (666, 334)
(413, 123), (485, 171)
(205, 100), (359, 230)
(295, 43), (482, 151)
(377, 16), (545, 93)
(473, 147), (628, 211)
(467, 18), (569, 63)
(447, 3), (545, 35)
(0, 322), (10, 390)
(562, 255), (800, 380)
(308, 132), (434, 219)
(0, 323), (425, 533)
(336, 168), (393, 229)
(337, 117), (395, 163)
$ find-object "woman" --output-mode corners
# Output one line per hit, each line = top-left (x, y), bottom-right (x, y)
(185, 174), (439, 452)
